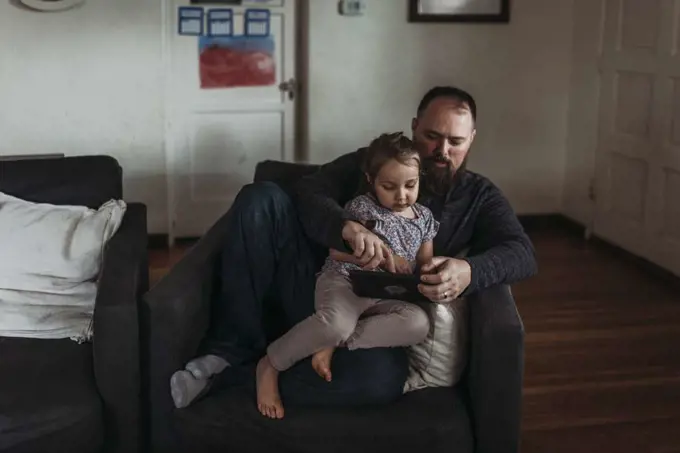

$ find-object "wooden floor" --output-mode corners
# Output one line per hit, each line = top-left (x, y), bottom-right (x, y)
(149, 226), (680, 452)
(513, 228), (680, 453)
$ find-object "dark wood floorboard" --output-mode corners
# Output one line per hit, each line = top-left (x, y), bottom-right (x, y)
(149, 226), (680, 452)
(513, 229), (680, 451)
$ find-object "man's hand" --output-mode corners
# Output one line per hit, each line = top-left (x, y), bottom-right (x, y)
(341, 220), (396, 272)
(418, 257), (472, 303)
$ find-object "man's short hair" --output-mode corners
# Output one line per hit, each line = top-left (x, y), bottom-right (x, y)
(416, 86), (477, 123)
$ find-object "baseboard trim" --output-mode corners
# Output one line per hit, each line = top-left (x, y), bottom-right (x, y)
(518, 213), (680, 291)
(517, 213), (585, 235)
(148, 234), (200, 250)
(588, 234), (680, 292)
(148, 234), (168, 250)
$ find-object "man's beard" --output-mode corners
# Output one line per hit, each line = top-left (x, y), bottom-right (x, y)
(422, 153), (466, 196)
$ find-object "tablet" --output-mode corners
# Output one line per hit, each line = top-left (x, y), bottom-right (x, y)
(348, 269), (430, 303)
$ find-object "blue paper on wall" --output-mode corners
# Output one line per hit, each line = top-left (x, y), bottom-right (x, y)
(244, 8), (270, 37)
(207, 8), (234, 36)
(178, 7), (204, 36)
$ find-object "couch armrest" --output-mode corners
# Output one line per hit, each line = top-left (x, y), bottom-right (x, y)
(142, 213), (231, 453)
(93, 202), (149, 453)
(466, 285), (524, 453)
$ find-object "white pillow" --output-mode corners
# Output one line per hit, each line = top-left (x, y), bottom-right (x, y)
(0, 192), (126, 342)
(404, 248), (471, 393)
(404, 297), (469, 393)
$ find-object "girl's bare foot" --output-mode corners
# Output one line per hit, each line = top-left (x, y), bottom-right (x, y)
(311, 347), (335, 382)
(255, 356), (284, 419)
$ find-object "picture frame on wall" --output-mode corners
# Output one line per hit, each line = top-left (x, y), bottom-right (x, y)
(190, 0), (284, 5)
(408, 0), (510, 23)
(191, 0), (242, 4)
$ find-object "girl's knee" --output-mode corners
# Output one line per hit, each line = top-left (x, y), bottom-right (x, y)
(316, 310), (357, 344)
(328, 318), (357, 344)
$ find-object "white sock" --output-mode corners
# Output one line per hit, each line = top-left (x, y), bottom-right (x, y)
(185, 354), (229, 380)
(170, 370), (210, 409)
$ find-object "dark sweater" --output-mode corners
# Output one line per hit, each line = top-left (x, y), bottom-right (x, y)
(294, 149), (538, 296)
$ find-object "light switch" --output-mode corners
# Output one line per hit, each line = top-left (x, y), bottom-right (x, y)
(338, 0), (365, 16)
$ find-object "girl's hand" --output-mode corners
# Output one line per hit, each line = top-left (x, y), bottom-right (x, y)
(341, 221), (396, 272)
(390, 255), (413, 274)
(329, 247), (397, 273)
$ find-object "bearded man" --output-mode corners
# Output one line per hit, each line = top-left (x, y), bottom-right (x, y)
(169, 86), (537, 411)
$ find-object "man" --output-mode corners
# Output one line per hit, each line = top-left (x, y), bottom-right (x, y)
(169, 86), (537, 410)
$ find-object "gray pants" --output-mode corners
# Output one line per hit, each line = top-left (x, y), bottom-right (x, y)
(267, 270), (430, 371)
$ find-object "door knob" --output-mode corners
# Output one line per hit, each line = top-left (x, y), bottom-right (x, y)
(278, 78), (297, 100)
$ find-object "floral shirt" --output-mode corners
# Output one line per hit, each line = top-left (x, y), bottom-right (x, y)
(322, 194), (439, 276)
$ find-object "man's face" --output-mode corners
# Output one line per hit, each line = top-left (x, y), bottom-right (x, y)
(411, 97), (476, 194)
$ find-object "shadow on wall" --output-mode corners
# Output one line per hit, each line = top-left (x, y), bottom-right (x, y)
(8, 0), (86, 11)
(167, 133), (281, 236)
(123, 174), (168, 234)
(170, 171), (251, 206)
(9, 0), (34, 11)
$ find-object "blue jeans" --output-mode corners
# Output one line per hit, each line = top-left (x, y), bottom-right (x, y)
(200, 182), (408, 406)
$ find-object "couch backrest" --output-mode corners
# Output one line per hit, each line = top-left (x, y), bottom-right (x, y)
(253, 160), (321, 196)
(0, 155), (123, 208)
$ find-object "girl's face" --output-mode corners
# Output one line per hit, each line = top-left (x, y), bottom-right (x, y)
(370, 157), (420, 213)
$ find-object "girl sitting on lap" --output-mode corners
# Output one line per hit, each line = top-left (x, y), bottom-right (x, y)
(256, 132), (439, 419)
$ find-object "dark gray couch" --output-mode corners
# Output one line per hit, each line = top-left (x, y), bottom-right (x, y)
(0, 156), (149, 453)
(144, 160), (525, 453)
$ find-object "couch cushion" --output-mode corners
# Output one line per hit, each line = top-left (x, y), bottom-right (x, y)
(0, 337), (103, 453)
(174, 386), (473, 453)
(0, 155), (122, 209)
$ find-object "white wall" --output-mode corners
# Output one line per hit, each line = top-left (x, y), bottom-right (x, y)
(0, 0), (167, 233)
(0, 0), (575, 235)
(306, 0), (574, 214)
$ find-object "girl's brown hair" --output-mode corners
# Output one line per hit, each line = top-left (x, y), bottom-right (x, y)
(360, 132), (421, 190)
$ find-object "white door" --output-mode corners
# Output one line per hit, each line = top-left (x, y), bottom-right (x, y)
(593, 0), (680, 276)
(165, 0), (297, 240)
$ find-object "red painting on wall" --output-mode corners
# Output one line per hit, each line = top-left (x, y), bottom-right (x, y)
(199, 36), (276, 89)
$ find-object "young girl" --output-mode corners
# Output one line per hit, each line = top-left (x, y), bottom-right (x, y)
(256, 132), (440, 419)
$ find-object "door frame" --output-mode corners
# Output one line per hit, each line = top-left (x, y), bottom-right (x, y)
(161, 0), (308, 246)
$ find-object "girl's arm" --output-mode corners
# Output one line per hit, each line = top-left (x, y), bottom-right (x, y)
(416, 240), (435, 271)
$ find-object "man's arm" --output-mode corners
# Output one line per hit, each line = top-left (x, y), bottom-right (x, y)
(329, 248), (364, 266)
(295, 150), (365, 252)
(461, 185), (538, 296)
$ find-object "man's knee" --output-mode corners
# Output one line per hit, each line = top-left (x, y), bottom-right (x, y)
(404, 306), (430, 344)
(342, 348), (408, 403)
(279, 347), (408, 406)
(235, 181), (290, 211)
(230, 181), (298, 234)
